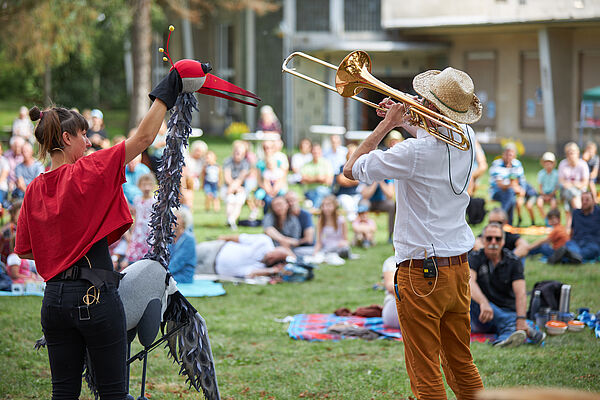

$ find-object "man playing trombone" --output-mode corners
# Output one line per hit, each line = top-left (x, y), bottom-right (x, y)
(344, 67), (484, 400)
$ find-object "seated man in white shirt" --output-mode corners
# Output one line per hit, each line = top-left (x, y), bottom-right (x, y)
(195, 233), (294, 278)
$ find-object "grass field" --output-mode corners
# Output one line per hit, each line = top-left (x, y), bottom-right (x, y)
(0, 134), (599, 399)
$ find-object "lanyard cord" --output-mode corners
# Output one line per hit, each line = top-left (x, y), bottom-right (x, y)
(446, 125), (474, 195)
(407, 246), (439, 298)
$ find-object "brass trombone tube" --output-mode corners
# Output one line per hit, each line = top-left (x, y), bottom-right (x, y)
(282, 52), (387, 111)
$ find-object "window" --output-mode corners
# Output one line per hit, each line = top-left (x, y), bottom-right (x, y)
(296, 0), (330, 32)
(465, 51), (497, 129)
(344, 0), (381, 32)
(520, 51), (544, 129)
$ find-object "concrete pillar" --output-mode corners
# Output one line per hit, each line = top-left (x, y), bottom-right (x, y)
(245, 9), (256, 132)
(539, 28), (573, 154)
(282, 0), (295, 152)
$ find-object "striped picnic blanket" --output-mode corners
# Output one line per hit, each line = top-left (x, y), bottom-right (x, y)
(288, 313), (494, 343)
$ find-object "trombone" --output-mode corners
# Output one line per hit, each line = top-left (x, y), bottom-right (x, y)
(282, 51), (470, 151)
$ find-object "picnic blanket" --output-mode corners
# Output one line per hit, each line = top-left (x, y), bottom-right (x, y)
(288, 313), (494, 343)
(0, 278), (226, 298)
(176, 278), (226, 297)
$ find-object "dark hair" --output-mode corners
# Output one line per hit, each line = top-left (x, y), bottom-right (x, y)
(547, 208), (561, 220)
(29, 106), (88, 161)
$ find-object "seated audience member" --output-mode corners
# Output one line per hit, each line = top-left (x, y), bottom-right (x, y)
(13, 142), (44, 199)
(12, 106), (34, 144)
(223, 140), (250, 230)
(202, 150), (221, 212)
(147, 121), (168, 173)
(473, 208), (529, 258)
(361, 179), (395, 242)
(527, 208), (569, 263)
(196, 233), (294, 278)
(383, 129), (403, 150)
(323, 134), (348, 174)
(126, 174), (156, 265)
(0, 144), (11, 208)
(123, 154), (152, 204)
(558, 142), (589, 228)
(0, 200), (21, 264)
(301, 143), (333, 208)
(468, 139), (488, 197)
(5, 135), (25, 192)
(381, 255), (400, 329)
(469, 223), (545, 347)
(263, 195), (302, 250)
(582, 140), (599, 203)
(489, 143), (524, 226)
(6, 253), (41, 284)
(87, 109), (110, 150)
(289, 138), (312, 184)
(334, 144), (361, 221)
(256, 156), (287, 212)
(168, 209), (197, 284)
(187, 139), (208, 190)
(257, 105), (282, 135)
(313, 195), (349, 258)
(284, 191), (315, 253)
(514, 176), (538, 226)
(536, 152), (559, 220)
(257, 139), (288, 173)
(352, 204), (376, 248)
(558, 191), (600, 263)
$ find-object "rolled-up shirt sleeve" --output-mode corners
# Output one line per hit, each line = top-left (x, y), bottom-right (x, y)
(352, 141), (415, 184)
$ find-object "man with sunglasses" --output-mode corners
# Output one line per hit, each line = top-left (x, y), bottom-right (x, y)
(473, 208), (529, 259)
(469, 223), (545, 347)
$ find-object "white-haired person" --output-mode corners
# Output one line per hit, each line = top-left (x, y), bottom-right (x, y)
(168, 208), (197, 284)
(257, 105), (281, 135)
(344, 67), (484, 398)
(14, 64), (205, 399)
(558, 142), (589, 229)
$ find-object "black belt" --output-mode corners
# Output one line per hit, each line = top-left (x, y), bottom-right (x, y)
(396, 253), (468, 268)
(49, 264), (123, 288)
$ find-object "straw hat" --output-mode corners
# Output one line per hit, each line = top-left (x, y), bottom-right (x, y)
(413, 67), (482, 124)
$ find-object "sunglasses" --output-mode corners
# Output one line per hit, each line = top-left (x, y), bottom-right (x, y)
(485, 236), (503, 242)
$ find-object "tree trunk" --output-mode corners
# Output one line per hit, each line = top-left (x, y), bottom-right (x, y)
(129, 0), (152, 129)
(44, 64), (52, 107)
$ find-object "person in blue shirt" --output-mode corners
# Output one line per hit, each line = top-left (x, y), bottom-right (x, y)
(488, 143), (524, 225)
(560, 191), (600, 263)
(536, 152), (559, 221)
(168, 208), (197, 283)
(123, 153), (152, 204)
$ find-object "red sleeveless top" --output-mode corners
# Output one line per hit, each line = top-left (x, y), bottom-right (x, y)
(14, 141), (133, 281)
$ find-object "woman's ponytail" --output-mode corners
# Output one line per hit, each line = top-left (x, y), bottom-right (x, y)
(29, 106), (88, 161)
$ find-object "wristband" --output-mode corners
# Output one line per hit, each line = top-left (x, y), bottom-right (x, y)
(516, 315), (527, 320)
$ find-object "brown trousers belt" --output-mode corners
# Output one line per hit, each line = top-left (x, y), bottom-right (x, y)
(396, 252), (468, 268)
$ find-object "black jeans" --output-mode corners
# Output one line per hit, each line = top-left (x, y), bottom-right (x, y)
(41, 281), (128, 400)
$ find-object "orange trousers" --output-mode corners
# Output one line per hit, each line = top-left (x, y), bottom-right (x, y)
(394, 258), (484, 400)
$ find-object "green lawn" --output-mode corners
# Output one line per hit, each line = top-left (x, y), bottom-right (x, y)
(0, 136), (599, 399)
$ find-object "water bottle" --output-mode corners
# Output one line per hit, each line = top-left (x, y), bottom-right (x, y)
(559, 284), (571, 313)
(530, 290), (541, 321)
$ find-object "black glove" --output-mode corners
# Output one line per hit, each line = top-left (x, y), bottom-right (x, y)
(149, 68), (183, 110)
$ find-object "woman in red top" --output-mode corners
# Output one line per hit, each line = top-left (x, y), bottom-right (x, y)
(14, 66), (205, 399)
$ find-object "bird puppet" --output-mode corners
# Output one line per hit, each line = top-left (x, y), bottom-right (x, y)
(37, 26), (260, 400)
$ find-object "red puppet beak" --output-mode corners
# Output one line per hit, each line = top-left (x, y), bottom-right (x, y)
(173, 59), (261, 107)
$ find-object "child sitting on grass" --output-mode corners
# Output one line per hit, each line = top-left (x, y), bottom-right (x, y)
(527, 208), (570, 262)
(351, 204), (376, 248)
(126, 173), (157, 265)
(313, 195), (350, 258)
(536, 152), (559, 221)
(202, 150), (221, 212)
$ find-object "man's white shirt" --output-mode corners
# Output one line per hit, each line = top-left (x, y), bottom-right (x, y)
(352, 125), (475, 263)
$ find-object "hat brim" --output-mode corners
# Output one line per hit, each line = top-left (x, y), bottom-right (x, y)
(413, 70), (482, 124)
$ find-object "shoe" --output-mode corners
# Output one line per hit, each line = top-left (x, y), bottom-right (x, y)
(564, 249), (583, 264)
(529, 330), (546, 345)
(548, 246), (567, 264)
(494, 330), (526, 348)
(227, 218), (238, 231)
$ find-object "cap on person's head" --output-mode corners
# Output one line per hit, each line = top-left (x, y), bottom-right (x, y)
(91, 109), (103, 120)
(503, 142), (517, 152)
(7, 253), (21, 266)
(541, 152), (556, 163)
(357, 204), (369, 214)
